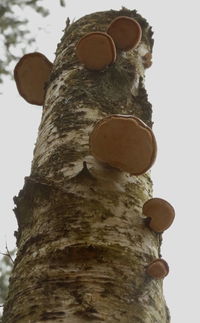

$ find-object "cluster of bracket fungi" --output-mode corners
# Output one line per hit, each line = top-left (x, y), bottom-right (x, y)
(14, 16), (175, 280)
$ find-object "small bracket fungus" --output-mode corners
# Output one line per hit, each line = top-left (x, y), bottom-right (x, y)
(142, 52), (152, 68)
(14, 52), (53, 105)
(76, 32), (116, 71)
(107, 16), (142, 51)
(89, 115), (157, 175)
(146, 259), (169, 279)
(143, 198), (175, 233)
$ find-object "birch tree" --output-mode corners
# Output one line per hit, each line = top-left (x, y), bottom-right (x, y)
(2, 8), (174, 323)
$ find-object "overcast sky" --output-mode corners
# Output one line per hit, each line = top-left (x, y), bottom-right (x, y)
(1, 1), (199, 322)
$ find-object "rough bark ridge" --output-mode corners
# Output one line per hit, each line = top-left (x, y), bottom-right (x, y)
(3, 8), (170, 323)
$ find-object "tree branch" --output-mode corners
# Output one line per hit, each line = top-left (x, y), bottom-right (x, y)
(0, 243), (14, 264)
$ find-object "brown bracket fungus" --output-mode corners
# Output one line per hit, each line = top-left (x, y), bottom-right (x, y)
(142, 52), (153, 68)
(146, 259), (169, 279)
(89, 115), (157, 175)
(76, 32), (116, 71)
(14, 52), (53, 105)
(107, 16), (142, 51)
(143, 198), (175, 233)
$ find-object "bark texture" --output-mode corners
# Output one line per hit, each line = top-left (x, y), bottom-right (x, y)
(3, 8), (170, 323)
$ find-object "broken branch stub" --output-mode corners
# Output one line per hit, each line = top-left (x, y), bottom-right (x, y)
(89, 115), (157, 175)
(146, 259), (169, 279)
(143, 198), (175, 233)
(76, 32), (116, 71)
(14, 52), (53, 106)
(107, 16), (142, 51)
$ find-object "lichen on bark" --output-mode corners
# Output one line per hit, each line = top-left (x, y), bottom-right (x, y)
(3, 8), (170, 323)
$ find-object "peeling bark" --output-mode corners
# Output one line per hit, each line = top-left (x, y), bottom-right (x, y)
(2, 8), (170, 323)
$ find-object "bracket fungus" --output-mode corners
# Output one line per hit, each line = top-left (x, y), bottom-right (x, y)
(146, 259), (169, 279)
(143, 198), (175, 233)
(89, 115), (157, 175)
(76, 32), (116, 71)
(107, 16), (142, 51)
(142, 52), (153, 68)
(14, 52), (53, 105)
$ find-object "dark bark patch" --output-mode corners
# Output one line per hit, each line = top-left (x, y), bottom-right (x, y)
(133, 77), (153, 127)
(75, 309), (101, 321)
(32, 144), (88, 180)
(53, 106), (88, 133)
(86, 63), (135, 115)
(13, 176), (56, 245)
(40, 311), (65, 320)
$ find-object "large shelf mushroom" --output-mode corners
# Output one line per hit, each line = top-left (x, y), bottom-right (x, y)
(76, 32), (116, 71)
(107, 16), (142, 51)
(146, 259), (169, 279)
(89, 115), (157, 175)
(14, 52), (53, 105)
(143, 198), (175, 233)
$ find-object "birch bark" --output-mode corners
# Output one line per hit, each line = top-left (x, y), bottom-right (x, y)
(2, 8), (170, 323)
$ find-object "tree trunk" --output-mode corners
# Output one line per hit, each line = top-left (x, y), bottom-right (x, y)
(2, 8), (170, 323)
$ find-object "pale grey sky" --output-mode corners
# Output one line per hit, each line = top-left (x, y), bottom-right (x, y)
(1, 1), (199, 322)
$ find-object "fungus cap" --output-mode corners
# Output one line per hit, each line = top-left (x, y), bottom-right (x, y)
(89, 115), (157, 175)
(143, 198), (175, 233)
(14, 52), (53, 105)
(142, 52), (152, 68)
(146, 259), (169, 279)
(76, 32), (116, 71)
(107, 16), (142, 51)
